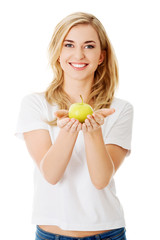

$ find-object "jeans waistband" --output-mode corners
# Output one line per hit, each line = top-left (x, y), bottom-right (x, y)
(36, 226), (126, 240)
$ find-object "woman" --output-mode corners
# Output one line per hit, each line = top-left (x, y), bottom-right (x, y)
(16, 12), (133, 240)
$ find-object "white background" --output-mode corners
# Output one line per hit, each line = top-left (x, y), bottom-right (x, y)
(0, 0), (160, 239)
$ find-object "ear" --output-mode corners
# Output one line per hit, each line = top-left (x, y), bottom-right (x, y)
(98, 50), (105, 65)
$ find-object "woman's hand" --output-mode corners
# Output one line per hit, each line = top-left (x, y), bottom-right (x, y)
(54, 110), (82, 133)
(54, 108), (115, 133)
(82, 108), (115, 133)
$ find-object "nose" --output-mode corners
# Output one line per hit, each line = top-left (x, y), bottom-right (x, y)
(74, 47), (85, 60)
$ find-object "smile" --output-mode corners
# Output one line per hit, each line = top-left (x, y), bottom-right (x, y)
(69, 63), (88, 70)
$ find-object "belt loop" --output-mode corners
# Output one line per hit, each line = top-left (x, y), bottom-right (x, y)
(95, 234), (101, 240)
(55, 234), (60, 240)
(96, 234), (110, 240)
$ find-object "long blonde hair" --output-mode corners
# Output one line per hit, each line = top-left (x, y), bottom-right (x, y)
(45, 12), (118, 125)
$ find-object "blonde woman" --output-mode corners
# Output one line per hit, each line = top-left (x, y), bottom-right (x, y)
(16, 12), (133, 240)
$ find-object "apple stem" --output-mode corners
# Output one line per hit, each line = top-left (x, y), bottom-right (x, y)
(80, 95), (83, 104)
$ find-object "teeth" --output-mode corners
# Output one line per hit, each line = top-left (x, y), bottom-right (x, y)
(71, 63), (87, 68)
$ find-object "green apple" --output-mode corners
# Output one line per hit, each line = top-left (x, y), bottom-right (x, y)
(69, 95), (93, 123)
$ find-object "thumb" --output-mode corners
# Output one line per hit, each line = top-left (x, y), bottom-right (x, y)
(54, 110), (69, 118)
(94, 108), (115, 118)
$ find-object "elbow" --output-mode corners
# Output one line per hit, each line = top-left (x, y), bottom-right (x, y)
(42, 172), (60, 185)
(47, 179), (59, 185)
(40, 162), (60, 185)
(92, 171), (114, 190)
(93, 179), (110, 190)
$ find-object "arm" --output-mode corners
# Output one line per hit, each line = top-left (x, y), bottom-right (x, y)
(24, 113), (81, 185)
(84, 128), (115, 189)
(84, 129), (128, 189)
(82, 109), (128, 190)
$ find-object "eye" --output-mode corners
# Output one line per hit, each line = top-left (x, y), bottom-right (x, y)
(64, 43), (74, 48)
(84, 45), (95, 49)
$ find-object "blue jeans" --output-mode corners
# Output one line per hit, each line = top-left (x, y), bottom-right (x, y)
(35, 226), (127, 240)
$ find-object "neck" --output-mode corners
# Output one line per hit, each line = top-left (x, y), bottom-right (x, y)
(63, 77), (94, 104)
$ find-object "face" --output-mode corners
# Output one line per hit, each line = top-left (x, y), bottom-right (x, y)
(59, 24), (104, 82)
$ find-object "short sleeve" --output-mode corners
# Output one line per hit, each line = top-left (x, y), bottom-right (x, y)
(104, 102), (134, 155)
(15, 93), (49, 140)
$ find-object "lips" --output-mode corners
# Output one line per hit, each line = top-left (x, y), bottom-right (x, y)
(69, 62), (88, 70)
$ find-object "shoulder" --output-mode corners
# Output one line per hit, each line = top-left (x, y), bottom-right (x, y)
(16, 92), (51, 139)
(20, 92), (59, 122)
(103, 97), (133, 129)
(110, 97), (133, 119)
(18, 92), (48, 120)
(111, 97), (133, 112)
(21, 92), (46, 105)
(103, 97), (134, 151)
(21, 92), (57, 110)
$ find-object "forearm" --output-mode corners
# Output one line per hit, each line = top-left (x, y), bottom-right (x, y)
(84, 128), (115, 189)
(40, 129), (78, 184)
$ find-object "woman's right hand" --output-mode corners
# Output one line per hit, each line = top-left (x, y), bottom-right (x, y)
(54, 110), (82, 133)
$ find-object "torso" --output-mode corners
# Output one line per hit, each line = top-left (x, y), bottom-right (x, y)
(39, 225), (111, 237)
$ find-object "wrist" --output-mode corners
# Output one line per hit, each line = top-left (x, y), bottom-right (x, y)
(83, 127), (102, 138)
(60, 128), (79, 139)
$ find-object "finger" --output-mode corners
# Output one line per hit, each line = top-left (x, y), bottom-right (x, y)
(70, 120), (79, 133)
(87, 115), (99, 128)
(92, 113), (104, 125)
(77, 122), (82, 132)
(54, 110), (69, 118)
(84, 118), (93, 132)
(64, 118), (76, 131)
(58, 118), (70, 128)
(94, 108), (115, 118)
(82, 123), (87, 133)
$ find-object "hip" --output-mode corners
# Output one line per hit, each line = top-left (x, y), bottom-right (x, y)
(38, 225), (112, 237)
(35, 225), (127, 240)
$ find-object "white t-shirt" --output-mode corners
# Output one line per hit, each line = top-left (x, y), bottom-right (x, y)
(15, 92), (133, 231)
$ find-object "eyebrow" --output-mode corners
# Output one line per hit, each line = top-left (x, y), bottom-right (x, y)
(64, 39), (96, 44)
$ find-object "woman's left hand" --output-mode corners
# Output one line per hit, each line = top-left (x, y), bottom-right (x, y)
(82, 108), (115, 133)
